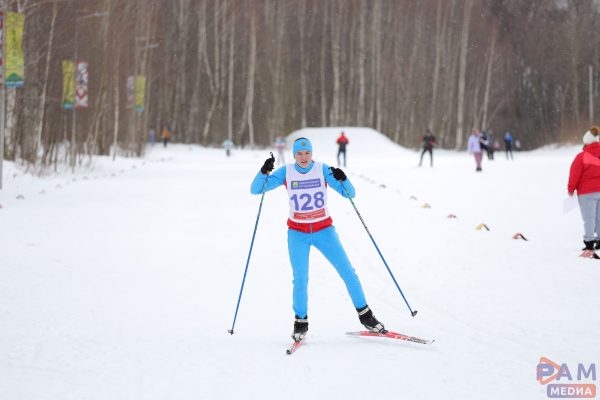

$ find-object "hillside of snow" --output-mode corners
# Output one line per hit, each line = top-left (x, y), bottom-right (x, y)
(1, 128), (598, 400)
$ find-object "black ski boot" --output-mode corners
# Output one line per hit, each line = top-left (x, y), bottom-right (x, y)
(357, 305), (387, 333)
(595, 240), (600, 250)
(292, 315), (308, 342)
(582, 240), (595, 251)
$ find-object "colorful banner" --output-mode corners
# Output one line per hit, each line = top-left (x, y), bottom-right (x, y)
(0, 11), (4, 84)
(74, 61), (88, 108)
(126, 76), (134, 110)
(5, 12), (25, 88)
(135, 75), (145, 112)
(62, 60), (75, 109)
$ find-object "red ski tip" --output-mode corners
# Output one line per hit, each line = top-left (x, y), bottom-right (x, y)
(512, 232), (528, 241)
(286, 340), (304, 355)
(580, 250), (600, 259)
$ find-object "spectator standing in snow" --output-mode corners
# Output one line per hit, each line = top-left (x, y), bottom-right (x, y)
(418, 129), (436, 167)
(468, 128), (483, 172)
(275, 136), (286, 165)
(480, 131), (494, 160)
(251, 137), (387, 342)
(479, 131), (489, 160)
(222, 139), (234, 157)
(568, 126), (600, 256)
(504, 131), (514, 160)
(161, 126), (171, 148)
(336, 131), (349, 167)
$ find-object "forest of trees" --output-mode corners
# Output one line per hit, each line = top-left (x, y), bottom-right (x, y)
(2, 0), (600, 168)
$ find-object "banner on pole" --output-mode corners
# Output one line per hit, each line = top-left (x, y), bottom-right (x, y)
(5, 12), (24, 88)
(62, 60), (74, 109)
(0, 11), (4, 85)
(126, 76), (134, 110)
(135, 75), (145, 112)
(74, 61), (88, 108)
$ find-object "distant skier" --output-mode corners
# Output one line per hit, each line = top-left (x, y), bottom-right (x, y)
(468, 128), (483, 172)
(222, 138), (234, 157)
(161, 126), (171, 148)
(567, 126), (600, 257)
(336, 131), (349, 167)
(418, 129), (436, 167)
(275, 136), (286, 165)
(250, 137), (386, 342)
(504, 131), (514, 160)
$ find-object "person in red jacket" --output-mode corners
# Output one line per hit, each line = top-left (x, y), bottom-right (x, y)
(336, 131), (349, 167)
(568, 125), (600, 256)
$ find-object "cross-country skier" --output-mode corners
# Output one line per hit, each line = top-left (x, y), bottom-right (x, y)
(250, 137), (387, 342)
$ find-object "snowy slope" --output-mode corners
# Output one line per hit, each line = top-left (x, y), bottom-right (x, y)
(0, 130), (599, 400)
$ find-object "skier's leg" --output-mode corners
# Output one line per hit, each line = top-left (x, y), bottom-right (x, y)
(419, 148), (425, 166)
(429, 148), (433, 167)
(312, 226), (367, 309)
(578, 193), (597, 243)
(474, 153), (483, 170)
(287, 229), (311, 318)
(593, 193), (600, 244)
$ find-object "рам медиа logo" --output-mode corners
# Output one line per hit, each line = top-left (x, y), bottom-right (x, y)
(537, 357), (596, 398)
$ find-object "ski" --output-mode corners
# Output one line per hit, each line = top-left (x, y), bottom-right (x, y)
(286, 340), (304, 355)
(346, 330), (434, 345)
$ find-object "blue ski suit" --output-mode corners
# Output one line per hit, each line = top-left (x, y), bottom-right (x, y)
(250, 161), (367, 318)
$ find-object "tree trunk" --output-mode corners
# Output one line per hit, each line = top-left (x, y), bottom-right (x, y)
(298, 1), (307, 128)
(481, 26), (496, 131)
(34, 3), (58, 165)
(455, 0), (472, 149)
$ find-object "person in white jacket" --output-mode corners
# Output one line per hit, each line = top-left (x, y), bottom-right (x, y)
(467, 128), (483, 172)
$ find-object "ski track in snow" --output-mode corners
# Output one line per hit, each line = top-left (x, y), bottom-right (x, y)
(1, 128), (599, 400)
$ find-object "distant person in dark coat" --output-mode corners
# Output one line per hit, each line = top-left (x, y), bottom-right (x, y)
(504, 131), (514, 160)
(418, 129), (436, 167)
(480, 131), (494, 160)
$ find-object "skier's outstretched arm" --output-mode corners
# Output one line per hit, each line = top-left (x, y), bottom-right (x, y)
(250, 165), (285, 194)
(323, 163), (355, 198)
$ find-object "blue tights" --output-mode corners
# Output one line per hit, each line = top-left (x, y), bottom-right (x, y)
(287, 226), (367, 318)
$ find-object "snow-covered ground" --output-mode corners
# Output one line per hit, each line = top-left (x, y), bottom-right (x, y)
(1, 128), (598, 400)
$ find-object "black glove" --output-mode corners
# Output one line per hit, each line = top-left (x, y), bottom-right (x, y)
(261, 152), (275, 174)
(329, 167), (347, 181)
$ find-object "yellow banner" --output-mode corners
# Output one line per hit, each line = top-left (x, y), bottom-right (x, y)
(5, 12), (25, 87)
(135, 75), (146, 112)
(62, 61), (75, 109)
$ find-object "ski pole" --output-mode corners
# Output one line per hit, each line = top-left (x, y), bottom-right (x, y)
(228, 153), (273, 335)
(341, 182), (418, 317)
